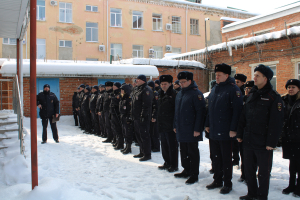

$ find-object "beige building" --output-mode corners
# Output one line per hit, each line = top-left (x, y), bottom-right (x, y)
(0, 0), (255, 61)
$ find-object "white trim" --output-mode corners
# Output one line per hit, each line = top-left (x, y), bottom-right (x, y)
(287, 21), (300, 26)
(228, 34), (248, 41)
(254, 27), (275, 35)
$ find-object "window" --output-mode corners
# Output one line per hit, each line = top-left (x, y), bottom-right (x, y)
(86, 5), (98, 12)
(111, 43), (122, 61)
(110, 8), (122, 27)
(37, 39), (46, 59)
(270, 65), (277, 89)
(255, 31), (270, 36)
(59, 40), (72, 47)
(173, 47), (181, 54)
(86, 58), (98, 61)
(86, 22), (98, 42)
(172, 16), (181, 33)
(153, 46), (163, 59)
(3, 38), (16, 45)
(59, 2), (72, 23)
(223, 21), (232, 27)
(37, 0), (45, 21)
(133, 11), (143, 29)
(152, 14), (162, 31)
(132, 45), (143, 58)
(190, 19), (199, 35)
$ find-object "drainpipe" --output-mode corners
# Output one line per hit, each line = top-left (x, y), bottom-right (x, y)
(107, 0), (109, 61)
(186, 5), (188, 53)
(30, 0), (38, 190)
(20, 40), (23, 110)
(17, 39), (20, 82)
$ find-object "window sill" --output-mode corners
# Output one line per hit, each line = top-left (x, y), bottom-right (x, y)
(152, 30), (163, 32)
(58, 21), (74, 24)
(172, 32), (182, 34)
(2, 44), (16, 46)
(190, 34), (201, 36)
(86, 41), (99, 43)
(85, 11), (99, 13)
(110, 26), (123, 28)
(132, 28), (145, 30)
(59, 46), (73, 48)
(37, 19), (46, 22)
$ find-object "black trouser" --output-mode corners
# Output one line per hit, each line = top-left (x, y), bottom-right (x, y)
(104, 111), (113, 140)
(244, 148), (273, 200)
(288, 159), (300, 188)
(91, 111), (100, 135)
(209, 139), (214, 171)
(111, 113), (122, 142)
(42, 117), (58, 142)
(150, 121), (160, 151)
(83, 110), (92, 132)
(160, 131), (178, 168)
(121, 115), (133, 144)
(239, 142), (245, 179)
(98, 112), (106, 136)
(179, 142), (199, 176)
(232, 140), (240, 162)
(79, 109), (85, 129)
(134, 119), (151, 157)
(73, 109), (78, 126)
(210, 139), (233, 187)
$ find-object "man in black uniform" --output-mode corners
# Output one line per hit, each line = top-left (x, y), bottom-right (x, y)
(157, 75), (178, 172)
(147, 80), (160, 152)
(234, 74), (247, 96)
(131, 75), (153, 161)
(72, 87), (80, 126)
(102, 81), (114, 143)
(110, 82), (123, 149)
(77, 84), (85, 130)
(173, 80), (181, 92)
(96, 84), (106, 137)
(37, 84), (60, 144)
(82, 86), (92, 134)
(237, 65), (284, 200)
(89, 85), (99, 135)
(154, 80), (161, 92)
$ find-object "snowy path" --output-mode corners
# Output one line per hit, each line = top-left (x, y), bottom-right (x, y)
(0, 116), (295, 200)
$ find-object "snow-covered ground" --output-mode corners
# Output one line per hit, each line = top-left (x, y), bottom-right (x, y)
(0, 116), (295, 200)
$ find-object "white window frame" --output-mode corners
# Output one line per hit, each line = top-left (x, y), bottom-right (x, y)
(254, 27), (275, 36)
(110, 8), (122, 27)
(59, 2), (72, 23)
(132, 11), (143, 29)
(3, 38), (16, 45)
(110, 43), (122, 61)
(190, 19), (199, 35)
(172, 16), (181, 34)
(59, 40), (72, 48)
(152, 14), (162, 31)
(37, 39), (46, 59)
(86, 22), (98, 42)
(172, 47), (181, 54)
(153, 46), (163, 59)
(86, 5), (98, 12)
(37, 0), (45, 21)
(132, 45), (143, 58)
(228, 34), (248, 41)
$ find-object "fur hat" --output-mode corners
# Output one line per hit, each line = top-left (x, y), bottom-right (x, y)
(147, 81), (155, 88)
(159, 75), (173, 83)
(245, 80), (254, 88)
(234, 74), (247, 82)
(215, 63), (231, 75)
(44, 84), (50, 89)
(177, 71), (193, 81)
(105, 81), (113, 87)
(113, 82), (121, 89)
(285, 79), (300, 89)
(137, 74), (147, 82)
(254, 64), (273, 81)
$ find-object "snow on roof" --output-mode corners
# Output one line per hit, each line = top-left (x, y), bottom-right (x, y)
(220, 17), (243, 22)
(0, 60), (159, 77)
(222, 2), (300, 33)
(120, 58), (206, 69)
(165, 25), (300, 60)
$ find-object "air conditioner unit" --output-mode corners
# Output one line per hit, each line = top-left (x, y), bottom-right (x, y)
(166, 45), (172, 52)
(99, 45), (105, 52)
(149, 54), (155, 58)
(50, 0), (58, 6)
(166, 23), (172, 31)
(149, 49), (155, 54)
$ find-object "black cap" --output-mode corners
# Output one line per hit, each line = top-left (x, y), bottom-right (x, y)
(177, 71), (193, 81)
(245, 80), (254, 88)
(137, 74), (147, 82)
(147, 81), (155, 88)
(79, 84), (85, 89)
(174, 80), (180, 85)
(159, 75), (173, 83)
(92, 85), (99, 91)
(285, 79), (300, 89)
(105, 81), (113, 87)
(44, 84), (50, 89)
(77, 87), (80, 90)
(154, 80), (160, 85)
(114, 82), (121, 89)
(85, 86), (91, 92)
(215, 63), (231, 75)
(99, 84), (105, 88)
(234, 74), (247, 82)
(254, 64), (273, 81)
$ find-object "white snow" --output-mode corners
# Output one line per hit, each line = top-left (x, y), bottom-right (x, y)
(0, 115), (296, 200)
(220, 17), (243, 22)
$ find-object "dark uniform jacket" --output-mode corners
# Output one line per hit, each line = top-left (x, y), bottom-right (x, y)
(175, 87), (181, 93)
(174, 81), (206, 143)
(239, 85), (245, 96)
(81, 92), (91, 112)
(119, 85), (132, 120)
(237, 82), (284, 150)
(110, 89), (121, 115)
(157, 85), (177, 133)
(151, 90), (159, 120)
(131, 83), (153, 120)
(37, 91), (59, 119)
(96, 90), (105, 113)
(89, 91), (98, 113)
(72, 92), (79, 111)
(282, 92), (300, 143)
(78, 90), (85, 109)
(103, 89), (113, 112)
(206, 77), (243, 141)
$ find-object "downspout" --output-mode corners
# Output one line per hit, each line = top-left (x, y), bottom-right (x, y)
(186, 5), (188, 53)
(107, 0), (109, 61)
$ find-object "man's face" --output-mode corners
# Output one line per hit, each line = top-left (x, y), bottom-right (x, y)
(173, 83), (180, 89)
(161, 82), (171, 92)
(133, 82), (137, 87)
(113, 85), (118, 90)
(77, 89), (80, 93)
(179, 79), (191, 88)
(100, 87), (105, 92)
(44, 87), (50, 92)
(84, 89), (88, 93)
(245, 87), (252, 95)
(254, 71), (267, 88)
(235, 79), (245, 88)
(215, 72), (228, 84)
(106, 86), (112, 91)
(92, 88), (97, 93)
(155, 83), (159, 87)
(80, 87), (84, 92)
(287, 85), (300, 96)
(136, 79), (145, 86)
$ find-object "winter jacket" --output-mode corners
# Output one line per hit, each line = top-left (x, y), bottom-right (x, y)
(151, 90), (159, 120)
(110, 89), (121, 115)
(78, 90), (85, 109)
(206, 77), (243, 140)
(95, 90), (105, 113)
(119, 84), (132, 119)
(37, 91), (59, 119)
(72, 92), (79, 111)
(157, 84), (177, 133)
(103, 89), (113, 112)
(89, 91), (98, 113)
(81, 92), (91, 113)
(175, 87), (181, 93)
(131, 83), (153, 120)
(237, 82), (284, 150)
(174, 81), (206, 143)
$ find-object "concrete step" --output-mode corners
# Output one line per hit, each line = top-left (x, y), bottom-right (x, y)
(0, 138), (11, 142)
(0, 146), (8, 150)
(0, 122), (17, 126)
(0, 129), (19, 134)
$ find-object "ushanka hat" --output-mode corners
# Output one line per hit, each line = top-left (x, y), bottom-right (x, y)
(177, 71), (193, 81)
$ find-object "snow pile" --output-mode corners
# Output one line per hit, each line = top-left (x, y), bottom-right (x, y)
(220, 17), (243, 22)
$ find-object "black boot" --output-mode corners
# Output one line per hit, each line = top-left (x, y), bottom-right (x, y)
(122, 144), (132, 154)
(102, 138), (113, 143)
(133, 153), (144, 158)
(206, 181), (223, 190)
(282, 186), (295, 194)
(174, 170), (190, 178)
(121, 143), (128, 152)
(185, 175), (198, 185)
(114, 141), (124, 150)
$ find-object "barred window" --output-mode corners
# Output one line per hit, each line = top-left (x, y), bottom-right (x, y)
(190, 19), (199, 35)
(172, 16), (181, 33)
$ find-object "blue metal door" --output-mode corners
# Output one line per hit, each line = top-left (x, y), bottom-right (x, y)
(36, 78), (60, 118)
(98, 79), (125, 85)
